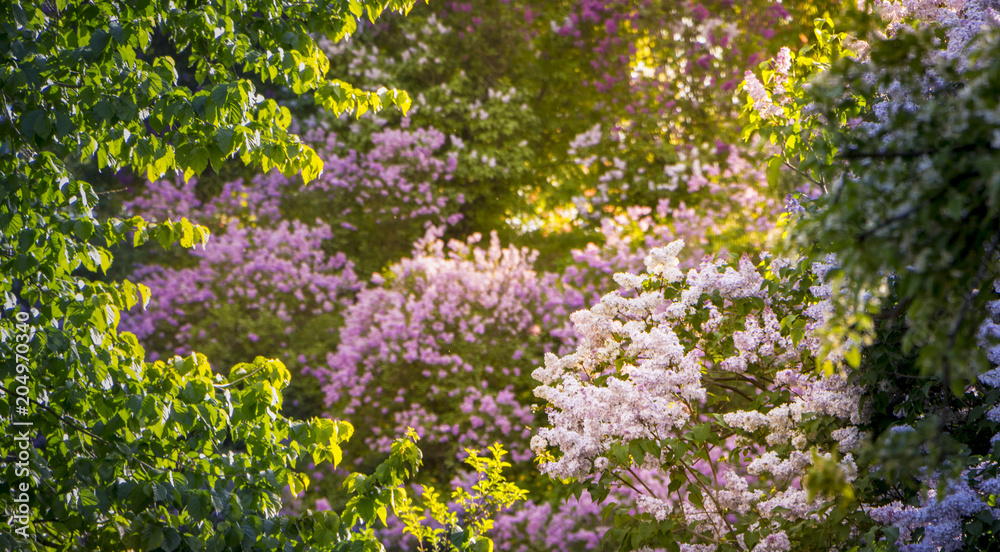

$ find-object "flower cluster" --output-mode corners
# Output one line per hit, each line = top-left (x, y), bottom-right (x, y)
(868, 473), (1000, 552)
(120, 218), (361, 417)
(864, 281), (1000, 551)
(533, 240), (864, 550)
(123, 220), (359, 356)
(489, 493), (606, 552)
(119, 119), (468, 419)
(741, 5), (1000, 550)
(873, 0), (999, 61)
(296, 124), (462, 231)
(744, 70), (783, 119)
(317, 227), (576, 473)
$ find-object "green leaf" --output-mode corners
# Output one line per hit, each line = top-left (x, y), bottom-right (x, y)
(74, 219), (95, 240)
(692, 424), (710, 442)
(845, 346), (861, 369)
(141, 526), (165, 552)
(138, 283), (151, 309)
(162, 529), (182, 552)
(376, 503), (387, 527)
(79, 488), (99, 508)
(21, 110), (49, 140)
(179, 144), (210, 182)
(347, 0), (363, 18)
(394, 90), (411, 114)
(215, 127), (236, 156)
(471, 538), (494, 552)
(55, 111), (74, 138)
(301, 148), (323, 184)
(329, 443), (343, 467)
(179, 218), (195, 248)
(17, 228), (37, 251)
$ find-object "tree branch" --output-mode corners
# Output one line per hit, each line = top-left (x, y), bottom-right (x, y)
(783, 160), (827, 194)
(1, 383), (167, 473)
(947, 231), (1000, 348)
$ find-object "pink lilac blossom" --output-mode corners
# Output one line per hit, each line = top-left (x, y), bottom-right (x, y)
(123, 174), (284, 226)
(297, 125), (462, 230)
(119, 124), (464, 397)
(744, 70), (784, 119)
(127, 124), (462, 238)
(319, 227), (576, 467)
(489, 492), (606, 552)
(121, 219), (360, 363)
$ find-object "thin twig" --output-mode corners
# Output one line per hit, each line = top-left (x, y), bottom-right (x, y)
(0, 383), (162, 472)
(783, 160), (827, 194)
(214, 365), (265, 388)
(711, 382), (754, 401)
(948, 231), (1000, 348)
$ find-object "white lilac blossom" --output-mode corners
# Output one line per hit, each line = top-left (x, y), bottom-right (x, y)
(635, 495), (672, 521)
(533, 240), (864, 548)
(642, 240), (686, 282)
(568, 123), (603, 155)
(678, 546), (717, 552)
(752, 531), (791, 552)
(716, 469), (764, 515)
(773, 46), (792, 96)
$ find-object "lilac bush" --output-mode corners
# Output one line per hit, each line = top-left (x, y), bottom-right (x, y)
(532, 241), (865, 551)
(489, 492), (606, 552)
(310, 0), (822, 239)
(736, 2), (1000, 549)
(312, 195), (796, 549)
(292, 124), (462, 272)
(318, 227), (575, 472)
(120, 218), (360, 416)
(120, 124), (462, 417)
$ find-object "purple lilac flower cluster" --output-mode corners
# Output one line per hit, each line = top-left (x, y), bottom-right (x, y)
(489, 492), (605, 552)
(121, 218), (360, 371)
(297, 124), (462, 230)
(318, 227), (575, 467)
(120, 124), (463, 417)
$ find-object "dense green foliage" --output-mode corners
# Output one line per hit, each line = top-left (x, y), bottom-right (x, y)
(0, 0), (522, 550)
(738, 8), (1000, 550)
(1, 0), (413, 183)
